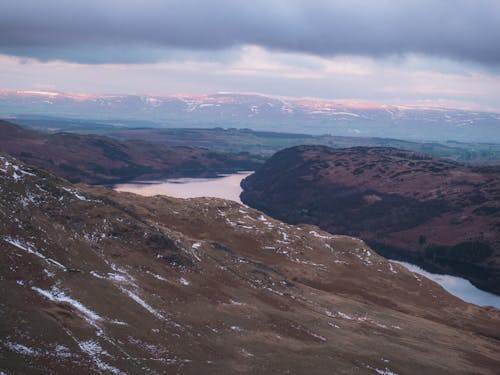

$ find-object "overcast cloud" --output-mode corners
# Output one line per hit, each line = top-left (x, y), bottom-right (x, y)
(1, 0), (499, 65)
(1, 1), (499, 111)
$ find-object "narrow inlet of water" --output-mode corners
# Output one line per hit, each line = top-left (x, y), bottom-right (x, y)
(391, 260), (500, 309)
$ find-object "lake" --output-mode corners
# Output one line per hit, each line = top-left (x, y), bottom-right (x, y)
(115, 172), (499, 309)
(114, 171), (253, 204)
(392, 260), (500, 309)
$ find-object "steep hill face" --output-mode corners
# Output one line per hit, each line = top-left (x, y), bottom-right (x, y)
(0, 121), (259, 184)
(241, 146), (500, 295)
(1, 155), (499, 374)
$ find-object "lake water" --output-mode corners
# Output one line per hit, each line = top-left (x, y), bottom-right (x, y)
(114, 171), (253, 204)
(391, 260), (500, 309)
(115, 172), (499, 309)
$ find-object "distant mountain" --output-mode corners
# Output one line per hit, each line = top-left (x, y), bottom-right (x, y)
(241, 146), (500, 295)
(0, 121), (260, 184)
(1, 155), (499, 374)
(2, 90), (500, 142)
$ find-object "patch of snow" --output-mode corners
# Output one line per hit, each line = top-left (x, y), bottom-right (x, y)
(238, 224), (254, 229)
(263, 246), (276, 250)
(240, 348), (254, 357)
(4, 342), (39, 356)
(179, 277), (190, 286)
(105, 263), (136, 285)
(146, 271), (168, 281)
(119, 287), (165, 320)
(309, 230), (332, 240)
(54, 344), (72, 358)
(107, 273), (130, 283)
(388, 263), (398, 274)
(32, 286), (103, 323)
(90, 271), (105, 279)
(337, 312), (355, 320)
(43, 269), (55, 278)
(62, 187), (87, 201)
(109, 319), (128, 326)
(78, 340), (106, 356)
(3, 237), (66, 269)
(334, 260), (349, 265)
(0, 159), (36, 182)
(78, 340), (124, 375)
(309, 332), (326, 342)
(19, 191), (39, 208)
(371, 367), (398, 375)
(280, 231), (289, 242)
(294, 259), (327, 270)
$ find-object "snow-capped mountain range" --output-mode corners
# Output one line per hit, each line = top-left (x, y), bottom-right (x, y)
(1, 90), (500, 142)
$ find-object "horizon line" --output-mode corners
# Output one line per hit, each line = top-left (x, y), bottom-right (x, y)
(0, 88), (498, 114)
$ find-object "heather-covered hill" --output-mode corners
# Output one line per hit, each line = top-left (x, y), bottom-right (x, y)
(0, 121), (260, 184)
(241, 146), (500, 295)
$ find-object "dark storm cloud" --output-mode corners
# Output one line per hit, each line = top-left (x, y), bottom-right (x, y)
(1, 0), (499, 64)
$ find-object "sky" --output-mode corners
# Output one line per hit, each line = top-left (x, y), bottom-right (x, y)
(1, 0), (500, 111)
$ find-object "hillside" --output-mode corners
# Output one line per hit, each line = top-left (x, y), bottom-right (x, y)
(241, 146), (500, 295)
(0, 121), (260, 184)
(1, 155), (499, 374)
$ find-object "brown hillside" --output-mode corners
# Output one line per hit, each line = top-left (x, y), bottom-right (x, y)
(0, 120), (259, 184)
(1, 155), (499, 374)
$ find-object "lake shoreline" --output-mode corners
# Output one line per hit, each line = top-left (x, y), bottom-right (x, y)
(392, 260), (500, 309)
(115, 171), (253, 204)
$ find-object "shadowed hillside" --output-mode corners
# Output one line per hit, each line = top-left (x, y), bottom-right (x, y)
(241, 146), (500, 295)
(0, 121), (260, 184)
